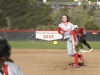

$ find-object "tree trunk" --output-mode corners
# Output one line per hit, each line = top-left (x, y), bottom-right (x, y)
(6, 16), (11, 29)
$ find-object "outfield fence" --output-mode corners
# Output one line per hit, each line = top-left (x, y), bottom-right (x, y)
(0, 30), (100, 41)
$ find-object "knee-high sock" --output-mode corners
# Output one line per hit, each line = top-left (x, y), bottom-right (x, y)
(74, 53), (78, 65)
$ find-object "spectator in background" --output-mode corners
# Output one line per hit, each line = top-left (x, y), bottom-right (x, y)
(0, 37), (24, 75)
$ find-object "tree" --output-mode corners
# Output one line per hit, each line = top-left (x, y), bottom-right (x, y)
(52, 6), (100, 30)
(85, 20), (99, 30)
(0, 0), (53, 29)
(0, 0), (29, 17)
(0, 0), (30, 29)
(11, 3), (53, 29)
(0, 13), (7, 29)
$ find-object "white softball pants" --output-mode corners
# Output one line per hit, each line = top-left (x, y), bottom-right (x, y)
(66, 36), (76, 56)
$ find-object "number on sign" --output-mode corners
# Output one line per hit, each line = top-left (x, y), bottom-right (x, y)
(43, 35), (54, 39)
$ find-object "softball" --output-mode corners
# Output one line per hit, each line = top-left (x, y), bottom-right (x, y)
(53, 41), (57, 44)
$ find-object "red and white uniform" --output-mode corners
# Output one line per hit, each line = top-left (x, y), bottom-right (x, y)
(3, 61), (24, 75)
(77, 28), (85, 38)
(58, 22), (77, 56)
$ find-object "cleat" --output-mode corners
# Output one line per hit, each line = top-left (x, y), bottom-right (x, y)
(89, 49), (93, 52)
(72, 64), (79, 68)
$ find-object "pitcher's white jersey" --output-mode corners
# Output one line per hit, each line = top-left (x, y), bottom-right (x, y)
(58, 22), (73, 32)
(58, 22), (74, 40)
(3, 61), (24, 75)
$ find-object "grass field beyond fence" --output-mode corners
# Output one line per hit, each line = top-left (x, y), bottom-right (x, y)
(8, 41), (100, 50)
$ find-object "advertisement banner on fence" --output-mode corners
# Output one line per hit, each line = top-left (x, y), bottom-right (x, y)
(36, 31), (62, 41)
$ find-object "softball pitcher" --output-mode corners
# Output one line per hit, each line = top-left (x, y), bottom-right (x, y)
(0, 37), (24, 75)
(58, 14), (84, 68)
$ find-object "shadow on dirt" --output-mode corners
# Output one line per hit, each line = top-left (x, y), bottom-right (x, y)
(68, 63), (86, 67)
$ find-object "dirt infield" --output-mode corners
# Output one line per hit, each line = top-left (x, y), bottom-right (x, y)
(11, 49), (100, 75)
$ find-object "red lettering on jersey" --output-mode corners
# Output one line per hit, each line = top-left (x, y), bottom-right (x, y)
(61, 28), (72, 32)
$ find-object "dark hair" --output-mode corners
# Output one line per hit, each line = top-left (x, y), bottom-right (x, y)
(0, 37), (11, 58)
(0, 37), (13, 72)
(63, 14), (70, 21)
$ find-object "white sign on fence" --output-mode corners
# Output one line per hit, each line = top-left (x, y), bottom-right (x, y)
(36, 31), (62, 41)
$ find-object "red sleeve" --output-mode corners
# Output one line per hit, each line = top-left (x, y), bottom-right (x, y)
(71, 30), (76, 42)
(58, 27), (61, 34)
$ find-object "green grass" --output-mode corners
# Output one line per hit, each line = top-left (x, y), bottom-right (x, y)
(8, 41), (100, 50)
(83, 41), (100, 50)
(8, 41), (66, 49)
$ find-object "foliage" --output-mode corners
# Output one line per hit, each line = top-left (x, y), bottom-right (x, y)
(0, 0), (53, 29)
(53, 6), (100, 30)
(89, 0), (96, 2)
(85, 20), (99, 30)
(82, 4), (88, 10)
(0, 13), (7, 28)
(0, 0), (100, 30)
